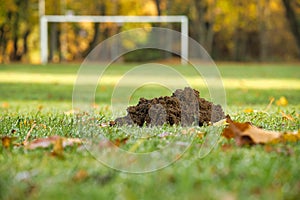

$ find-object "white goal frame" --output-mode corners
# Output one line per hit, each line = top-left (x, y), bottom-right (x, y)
(40, 15), (188, 64)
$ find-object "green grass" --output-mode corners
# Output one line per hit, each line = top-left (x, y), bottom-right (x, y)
(0, 63), (300, 200)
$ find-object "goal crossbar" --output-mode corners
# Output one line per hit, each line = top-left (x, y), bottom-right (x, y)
(40, 15), (189, 64)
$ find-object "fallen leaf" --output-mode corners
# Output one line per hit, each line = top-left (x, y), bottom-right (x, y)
(276, 96), (288, 106)
(197, 132), (204, 139)
(223, 116), (282, 146)
(25, 135), (82, 150)
(73, 170), (89, 182)
(280, 111), (294, 121)
(1, 136), (15, 148)
(243, 108), (254, 113)
(271, 131), (300, 144)
(37, 105), (43, 111)
(98, 137), (130, 149)
(1, 102), (9, 108)
(114, 137), (129, 147)
(51, 137), (64, 157)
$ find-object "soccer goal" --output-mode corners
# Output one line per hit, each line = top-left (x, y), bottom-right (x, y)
(40, 15), (188, 64)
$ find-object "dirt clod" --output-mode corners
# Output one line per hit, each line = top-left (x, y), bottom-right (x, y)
(115, 87), (225, 127)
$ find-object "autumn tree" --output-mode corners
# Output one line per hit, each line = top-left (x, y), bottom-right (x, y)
(0, 0), (299, 62)
(0, 0), (38, 62)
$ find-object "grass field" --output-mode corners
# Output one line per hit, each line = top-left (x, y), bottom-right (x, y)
(0, 63), (300, 199)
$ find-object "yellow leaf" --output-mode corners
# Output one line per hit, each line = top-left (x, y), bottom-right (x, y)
(37, 105), (43, 111)
(197, 132), (204, 139)
(1, 136), (14, 148)
(276, 96), (288, 106)
(282, 134), (298, 143)
(51, 137), (64, 157)
(1, 102), (9, 108)
(243, 108), (253, 113)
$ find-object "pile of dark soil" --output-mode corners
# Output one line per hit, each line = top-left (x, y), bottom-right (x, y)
(114, 87), (225, 127)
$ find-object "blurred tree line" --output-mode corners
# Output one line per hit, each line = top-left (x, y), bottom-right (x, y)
(0, 0), (299, 63)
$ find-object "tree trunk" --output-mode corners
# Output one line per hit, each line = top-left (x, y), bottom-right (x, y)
(11, 11), (22, 61)
(154, 0), (161, 16)
(23, 29), (30, 55)
(83, 2), (106, 57)
(282, 0), (300, 57)
(193, 0), (216, 55)
(83, 23), (100, 57)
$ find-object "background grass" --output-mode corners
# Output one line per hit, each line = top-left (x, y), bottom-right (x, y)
(0, 63), (299, 200)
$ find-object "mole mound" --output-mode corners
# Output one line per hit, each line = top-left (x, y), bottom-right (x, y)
(114, 87), (225, 127)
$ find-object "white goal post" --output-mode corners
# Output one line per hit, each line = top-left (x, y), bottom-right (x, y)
(40, 15), (188, 64)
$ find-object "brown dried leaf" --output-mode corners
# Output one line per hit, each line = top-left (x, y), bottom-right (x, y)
(114, 137), (129, 147)
(223, 116), (282, 146)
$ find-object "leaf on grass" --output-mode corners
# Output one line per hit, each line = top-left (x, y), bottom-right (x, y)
(51, 137), (64, 157)
(271, 130), (300, 144)
(1, 102), (9, 108)
(280, 111), (294, 121)
(72, 170), (89, 182)
(25, 135), (82, 150)
(37, 105), (43, 111)
(98, 137), (129, 149)
(243, 108), (254, 113)
(276, 96), (288, 106)
(114, 137), (129, 147)
(1, 136), (15, 148)
(222, 116), (282, 146)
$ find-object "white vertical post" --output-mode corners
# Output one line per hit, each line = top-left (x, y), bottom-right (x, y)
(181, 16), (188, 65)
(40, 16), (48, 64)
